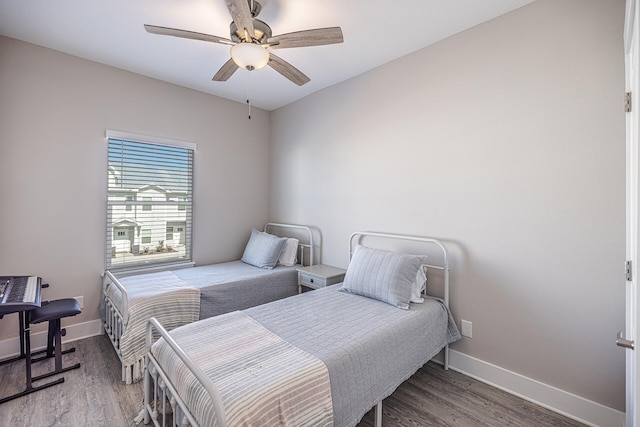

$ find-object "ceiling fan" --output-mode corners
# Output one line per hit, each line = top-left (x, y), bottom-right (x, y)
(144, 0), (344, 86)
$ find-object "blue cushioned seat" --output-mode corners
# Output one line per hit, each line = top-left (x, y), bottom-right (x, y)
(30, 298), (81, 324)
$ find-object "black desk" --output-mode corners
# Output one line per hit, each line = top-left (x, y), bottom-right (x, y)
(0, 276), (63, 404)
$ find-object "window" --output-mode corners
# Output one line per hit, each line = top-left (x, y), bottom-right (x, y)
(106, 131), (194, 270)
(142, 197), (152, 211)
(141, 229), (151, 244)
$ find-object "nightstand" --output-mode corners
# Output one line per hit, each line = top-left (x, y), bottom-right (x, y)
(296, 264), (346, 293)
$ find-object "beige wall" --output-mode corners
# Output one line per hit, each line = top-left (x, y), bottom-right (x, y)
(269, 0), (626, 411)
(0, 36), (270, 338)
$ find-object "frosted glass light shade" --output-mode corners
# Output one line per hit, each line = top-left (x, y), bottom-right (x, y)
(231, 43), (269, 71)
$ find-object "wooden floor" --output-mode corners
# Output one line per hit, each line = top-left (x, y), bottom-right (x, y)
(0, 335), (586, 427)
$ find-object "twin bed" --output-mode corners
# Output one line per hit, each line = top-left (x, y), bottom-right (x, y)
(102, 223), (315, 383)
(141, 231), (461, 427)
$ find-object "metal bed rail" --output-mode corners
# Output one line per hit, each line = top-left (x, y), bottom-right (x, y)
(102, 270), (126, 378)
(144, 317), (227, 427)
(103, 270), (128, 324)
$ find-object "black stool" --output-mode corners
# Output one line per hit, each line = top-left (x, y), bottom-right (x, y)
(30, 298), (82, 381)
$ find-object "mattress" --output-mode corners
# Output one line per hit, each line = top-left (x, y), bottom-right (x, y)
(105, 261), (299, 323)
(172, 260), (299, 318)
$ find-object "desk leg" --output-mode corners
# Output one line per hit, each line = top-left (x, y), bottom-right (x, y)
(0, 312), (27, 367)
(18, 311), (25, 358)
(23, 311), (32, 389)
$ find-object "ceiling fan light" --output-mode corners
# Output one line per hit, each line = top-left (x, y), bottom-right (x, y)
(231, 43), (269, 71)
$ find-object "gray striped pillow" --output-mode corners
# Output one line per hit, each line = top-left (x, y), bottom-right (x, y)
(241, 229), (287, 269)
(341, 245), (425, 309)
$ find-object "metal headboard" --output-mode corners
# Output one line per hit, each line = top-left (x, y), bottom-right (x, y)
(264, 222), (315, 266)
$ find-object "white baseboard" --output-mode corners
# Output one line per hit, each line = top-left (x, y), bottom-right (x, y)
(0, 319), (103, 359)
(448, 349), (625, 427)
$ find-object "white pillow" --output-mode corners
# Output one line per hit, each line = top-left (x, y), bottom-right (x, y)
(278, 238), (299, 266)
(411, 265), (427, 303)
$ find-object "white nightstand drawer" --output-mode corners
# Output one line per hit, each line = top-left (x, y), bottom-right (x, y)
(296, 265), (346, 291)
(298, 271), (329, 289)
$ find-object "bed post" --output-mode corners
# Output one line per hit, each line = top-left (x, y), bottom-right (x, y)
(374, 401), (383, 427)
(442, 242), (450, 371)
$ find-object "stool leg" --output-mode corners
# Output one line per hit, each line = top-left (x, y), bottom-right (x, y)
(54, 320), (62, 372)
(31, 323), (77, 364)
(32, 321), (81, 382)
(32, 318), (81, 382)
(47, 319), (57, 358)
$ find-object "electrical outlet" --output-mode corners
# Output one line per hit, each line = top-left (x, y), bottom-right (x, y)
(461, 319), (472, 338)
(74, 295), (84, 310)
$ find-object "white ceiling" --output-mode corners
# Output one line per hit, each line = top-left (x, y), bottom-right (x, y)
(0, 0), (535, 111)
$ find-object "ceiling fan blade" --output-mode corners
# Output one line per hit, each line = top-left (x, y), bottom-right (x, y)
(212, 58), (240, 81)
(267, 27), (343, 49)
(268, 53), (310, 86)
(144, 24), (233, 45)
(225, 0), (255, 42)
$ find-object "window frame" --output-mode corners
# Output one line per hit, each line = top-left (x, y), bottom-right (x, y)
(105, 130), (196, 272)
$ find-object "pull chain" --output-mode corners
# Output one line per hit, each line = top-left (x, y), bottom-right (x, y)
(246, 69), (252, 120)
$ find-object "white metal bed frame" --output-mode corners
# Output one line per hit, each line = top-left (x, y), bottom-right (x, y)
(102, 222), (314, 382)
(142, 231), (452, 427)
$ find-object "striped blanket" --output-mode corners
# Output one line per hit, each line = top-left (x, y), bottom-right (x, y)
(151, 311), (333, 427)
(105, 271), (200, 383)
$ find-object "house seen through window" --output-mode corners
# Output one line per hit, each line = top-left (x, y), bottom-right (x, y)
(106, 132), (194, 270)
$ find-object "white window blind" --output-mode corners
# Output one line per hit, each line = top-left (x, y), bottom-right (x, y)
(106, 135), (193, 270)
